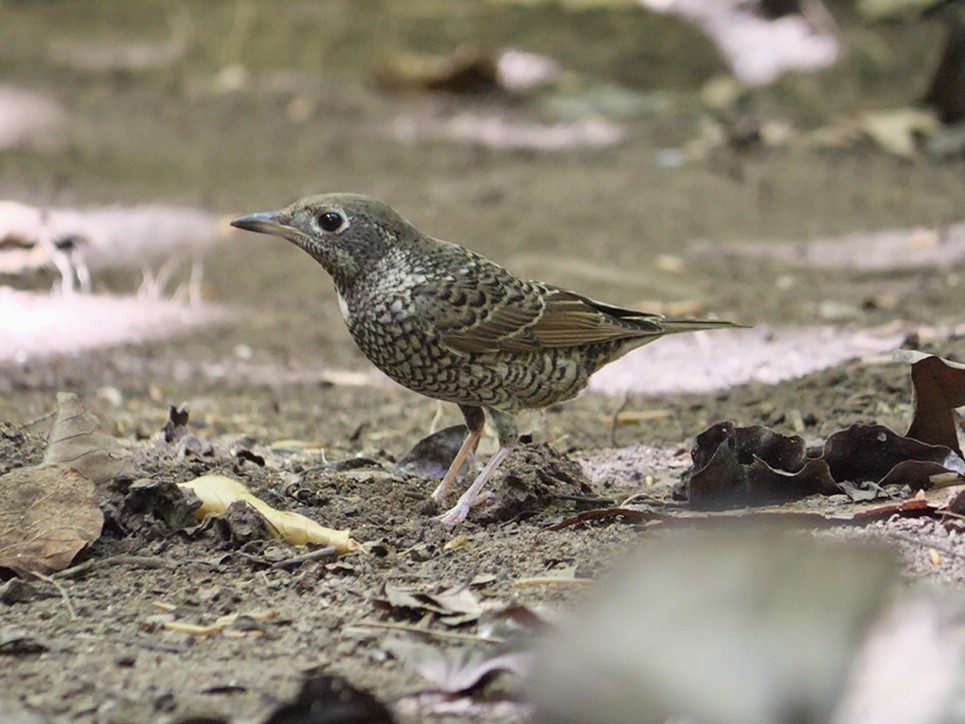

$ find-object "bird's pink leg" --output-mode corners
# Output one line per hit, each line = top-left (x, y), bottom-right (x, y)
(431, 426), (482, 503)
(431, 405), (485, 504)
(437, 408), (519, 525)
(437, 442), (515, 524)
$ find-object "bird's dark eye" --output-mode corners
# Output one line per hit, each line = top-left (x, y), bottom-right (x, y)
(318, 212), (344, 232)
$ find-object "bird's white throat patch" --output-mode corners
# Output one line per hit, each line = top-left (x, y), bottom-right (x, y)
(336, 290), (351, 323)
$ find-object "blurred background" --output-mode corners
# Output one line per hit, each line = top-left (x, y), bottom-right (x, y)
(1, 0), (964, 405)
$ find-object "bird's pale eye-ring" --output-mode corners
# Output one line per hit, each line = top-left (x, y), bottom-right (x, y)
(318, 211), (345, 232)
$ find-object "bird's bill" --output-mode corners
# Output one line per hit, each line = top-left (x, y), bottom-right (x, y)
(230, 211), (303, 243)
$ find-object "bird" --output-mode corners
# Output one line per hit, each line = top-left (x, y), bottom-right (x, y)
(231, 194), (741, 524)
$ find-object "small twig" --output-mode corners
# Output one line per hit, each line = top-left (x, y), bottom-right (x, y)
(19, 409), (57, 429)
(609, 392), (631, 448)
(348, 619), (503, 644)
(52, 555), (171, 579)
(552, 493), (617, 506)
(618, 492), (675, 507)
(885, 531), (965, 561)
(51, 559), (99, 579)
(33, 572), (77, 620)
(271, 546), (338, 569)
(514, 576), (591, 587)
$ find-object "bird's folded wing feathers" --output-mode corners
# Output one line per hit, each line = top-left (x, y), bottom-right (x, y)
(417, 278), (667, 355)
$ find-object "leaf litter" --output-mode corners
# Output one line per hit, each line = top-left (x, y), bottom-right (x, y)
(4, 347), (965, 720)
(558, 351), (965, 527)
(0, 393), (124, 575)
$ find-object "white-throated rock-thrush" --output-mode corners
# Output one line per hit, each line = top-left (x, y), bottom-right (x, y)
(232, 194), (741, 524)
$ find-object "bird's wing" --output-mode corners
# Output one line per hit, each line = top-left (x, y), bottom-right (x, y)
(415, 269), (664, 355)
(411, 268), (546, 354)
(522, 286), (666, 348)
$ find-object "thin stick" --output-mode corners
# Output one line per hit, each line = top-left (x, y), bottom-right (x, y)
(348, 619), (503, 644)
(514, 576), (591, 587)
(609, 392), (631, 448)
(885, 531), (965, 561)
(33, 572), (77, 620)
(53, 555), (171, 579)
(19, 409), (57, 429)
(271, 546), (338, 568)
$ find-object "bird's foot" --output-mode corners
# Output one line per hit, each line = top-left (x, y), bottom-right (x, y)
(435, 490), (492, 525)
(436, 503), (470, 525)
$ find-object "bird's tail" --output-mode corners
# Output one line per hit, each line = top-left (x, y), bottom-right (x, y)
(657, 318), (749, 335)
(585, 298), (746, 336)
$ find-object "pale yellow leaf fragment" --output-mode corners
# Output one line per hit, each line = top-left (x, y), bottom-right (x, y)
(443, 534), (469, 552)
(178, 474), (361, 554)
(164, 621), (220, 636)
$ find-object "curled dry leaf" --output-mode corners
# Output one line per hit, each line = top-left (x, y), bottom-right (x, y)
(683, 352), (965, 511)
(177, 474), (361, 554)
(822, 424), (956, 482)
(686, 421), (960, 511)
(895, 351), (965, 457)
(687, 422), (841, 510)
(44, 391), (133, 487)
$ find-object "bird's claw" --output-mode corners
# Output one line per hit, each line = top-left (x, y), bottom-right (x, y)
(436, 504), (469, 525)
(435, 490), (492, 525)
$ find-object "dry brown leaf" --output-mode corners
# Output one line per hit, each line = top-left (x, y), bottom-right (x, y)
(385, 636), (530, 694)
(178, 474), (361, 554)
(896, 352), (965, 456)
(376, 583), (483, 627)
(0, 465), (103, 576)
(685, 417), (963, 511)
(687, 422), (842, 510)
(0, 394), (119, 575)
(44, 391), (133, 486)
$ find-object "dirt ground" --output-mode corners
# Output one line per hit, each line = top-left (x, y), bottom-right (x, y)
(3, 2), (965, 723)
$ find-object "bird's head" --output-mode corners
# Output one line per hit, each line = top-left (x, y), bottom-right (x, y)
(231, 193), (419, 289)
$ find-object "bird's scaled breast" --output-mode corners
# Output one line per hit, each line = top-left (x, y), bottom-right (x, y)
(346, 304), (598, 412)
(343, 296), (445, 374)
